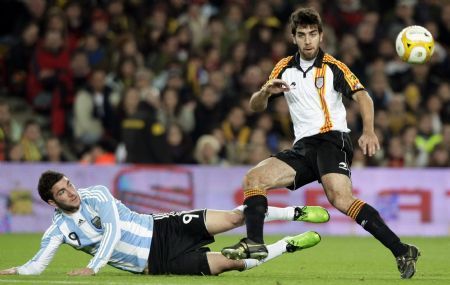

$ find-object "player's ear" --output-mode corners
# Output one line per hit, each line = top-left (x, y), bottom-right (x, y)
(48, 199), (57, 208)
(292, 34), (296, 44)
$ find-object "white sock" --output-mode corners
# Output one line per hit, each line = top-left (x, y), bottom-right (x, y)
(233, 205), (298, 222)
(242, 239), (288, 270)
(265, 206), (297, 222)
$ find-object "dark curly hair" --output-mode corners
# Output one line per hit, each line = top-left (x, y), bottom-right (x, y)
(290, 7), (323, 35)
(38, 170), (64, 203)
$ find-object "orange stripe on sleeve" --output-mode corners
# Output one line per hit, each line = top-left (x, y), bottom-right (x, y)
(323, 54), (365, 91)
(262, 56), (293, 88)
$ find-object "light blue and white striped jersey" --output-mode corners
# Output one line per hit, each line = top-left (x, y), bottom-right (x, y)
(17, 185), (154, 274)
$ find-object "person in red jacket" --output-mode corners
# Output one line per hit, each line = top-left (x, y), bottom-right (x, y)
(27, 29), (73, 136)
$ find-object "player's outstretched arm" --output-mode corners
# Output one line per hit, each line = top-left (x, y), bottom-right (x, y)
(249, 79), (290, 112)
(353, 90), (380, 157)
(0, 267), (18, 275)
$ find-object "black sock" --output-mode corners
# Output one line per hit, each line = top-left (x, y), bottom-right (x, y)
(243, 195), (267, 244)
(353, 203), (408, 257)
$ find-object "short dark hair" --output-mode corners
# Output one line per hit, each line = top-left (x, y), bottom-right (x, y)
(290, 7), (323, 35)
(38, 170), (64, 203)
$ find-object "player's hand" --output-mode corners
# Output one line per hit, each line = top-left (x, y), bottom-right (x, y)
(358, 131), (380, 157)
(261, 79), (290, 95)
(0, 267), (17, 275)
(67, 268), (95, 276)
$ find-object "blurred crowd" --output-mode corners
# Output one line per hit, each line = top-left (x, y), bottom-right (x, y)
(0, 0), (449, 167)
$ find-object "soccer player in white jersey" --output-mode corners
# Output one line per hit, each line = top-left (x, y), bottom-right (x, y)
(0, 170), (329, 276)
(222, 7), (420, 279)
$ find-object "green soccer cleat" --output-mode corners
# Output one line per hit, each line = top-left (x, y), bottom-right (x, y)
(283, 231), (321, 253)
(396, 244), (421, 279)
(294, 206), (330, 223)
(221, 238), (268, 260)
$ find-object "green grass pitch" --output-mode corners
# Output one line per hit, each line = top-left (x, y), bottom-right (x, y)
(0, 234), (449, 285)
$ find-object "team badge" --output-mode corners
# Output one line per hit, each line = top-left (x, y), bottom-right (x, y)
(315, 77), (324, 89)
(91, 216), (102, 229)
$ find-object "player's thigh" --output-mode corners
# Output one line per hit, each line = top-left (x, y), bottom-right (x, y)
(167, 249), (212, 275)
(245, 157), (297, 189)
(316, 135), (353, 179)
(271, 149), (318, 190)
(321, 173), (355, 213)
(204, 209), (244, 236)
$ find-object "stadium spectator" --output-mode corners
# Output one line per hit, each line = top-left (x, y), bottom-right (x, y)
(118, 87), (170, 164)
(63, 1), (86, 49)
(386, 136), (405, 167)
(426, 94), (443, 134)
(80, 142), (116, 165)
(20, 119), (44, 162)
(0, 170), (327, 276)
(367, 72), (393, 111)
(106, 56), (138, 96)
(192, 84), (224, 141)
(157, 87), (195, 134)
(106, 0), (136, 36)
(194, 134), (225, 165)
(220, 106), (251, 164)
(244, 128), (271, 165)
(386, 94), (415, 136)
(0, 100), (22, 145)
(428, 143), (450, 167)
(415, 112), (443, 166)
(134, 68), (160, 108)
(69, 50), (91, 92)
(26, 29), (73, 136)
(6, 142), (24, 162)
(81, 32), (109, 69)
(73, 68), (118, 147)
(5, 22), (39, 98)
(41, 136), (69, 163)
(400, 125), (419, 167)
(166, 123), (194, 164)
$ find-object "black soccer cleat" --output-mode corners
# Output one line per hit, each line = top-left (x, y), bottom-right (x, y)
(396, 244), (421, 279)
(221, 238), (268, 260)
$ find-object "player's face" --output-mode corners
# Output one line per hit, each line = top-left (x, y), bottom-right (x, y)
(48, 176), (80, 213)
(292, 25), (323, 60)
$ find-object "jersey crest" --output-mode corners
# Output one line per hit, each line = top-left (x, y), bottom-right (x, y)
(91, 216), (102, 229)
(315, 77), (324, 89)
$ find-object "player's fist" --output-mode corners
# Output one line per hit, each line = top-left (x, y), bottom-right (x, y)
(262, 79), (290, 95)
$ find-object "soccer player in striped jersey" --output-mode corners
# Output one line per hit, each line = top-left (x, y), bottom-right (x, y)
(0, 170), (328, 276)
(222, 7), (420, 279)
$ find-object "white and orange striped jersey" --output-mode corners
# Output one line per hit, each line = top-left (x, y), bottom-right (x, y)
(266, 49), (365, 143)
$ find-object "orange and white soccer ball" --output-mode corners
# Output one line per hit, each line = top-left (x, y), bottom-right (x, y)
(395, 25), (434, 64)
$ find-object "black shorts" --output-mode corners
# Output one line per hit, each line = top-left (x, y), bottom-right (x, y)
(147, 209), (214, 275)
(274, 131), (353, 190)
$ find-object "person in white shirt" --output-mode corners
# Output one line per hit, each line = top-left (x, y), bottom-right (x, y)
(221, 7), (420, 279)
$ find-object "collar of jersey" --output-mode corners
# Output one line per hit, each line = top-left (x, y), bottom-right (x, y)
(293, 48), (324, 69)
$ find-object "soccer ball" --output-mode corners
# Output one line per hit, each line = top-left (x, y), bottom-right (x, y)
(395, 25), (435, 64)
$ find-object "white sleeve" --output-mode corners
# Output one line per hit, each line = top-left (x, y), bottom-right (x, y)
(17, 225), (64, 275)
(86, 186), (121, 274)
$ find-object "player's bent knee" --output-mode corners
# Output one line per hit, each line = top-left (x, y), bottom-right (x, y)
(328, 194), (354, 213)
(243, 168), (271, 190)
(229, 210), (245, 227)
